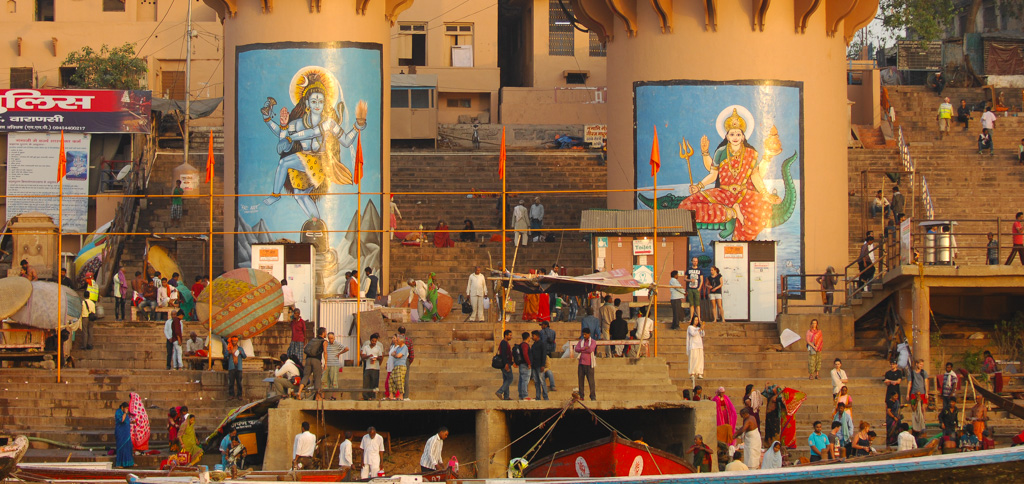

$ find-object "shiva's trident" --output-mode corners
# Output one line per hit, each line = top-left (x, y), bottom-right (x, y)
(679, 138), (705, 251)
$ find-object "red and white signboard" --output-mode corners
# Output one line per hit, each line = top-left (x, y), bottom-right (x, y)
(0, 89), (151, 133)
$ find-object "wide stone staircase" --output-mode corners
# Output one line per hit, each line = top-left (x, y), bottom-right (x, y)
(389, 150), (605, 294)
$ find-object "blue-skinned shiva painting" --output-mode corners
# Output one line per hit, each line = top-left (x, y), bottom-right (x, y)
(635, 80), (803, 292)
(236, 42), (383, 295)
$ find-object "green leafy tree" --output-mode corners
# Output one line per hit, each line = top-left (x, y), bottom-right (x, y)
(62, 43), (148, 90)
(879, 0), (960, 42)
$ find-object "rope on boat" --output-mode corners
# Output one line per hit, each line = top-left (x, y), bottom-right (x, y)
(575, 399), (664, 475)
(487, 399), (574, 463)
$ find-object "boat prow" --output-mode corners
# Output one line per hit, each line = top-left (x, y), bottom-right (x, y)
(0, 435), (29, 480)
(522, 433), (696, 478)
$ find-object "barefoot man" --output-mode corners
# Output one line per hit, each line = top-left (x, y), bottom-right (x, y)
(733, 407), (761, 470)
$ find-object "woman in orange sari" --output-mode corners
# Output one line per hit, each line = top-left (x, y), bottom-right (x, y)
(680, 109), (781, 241)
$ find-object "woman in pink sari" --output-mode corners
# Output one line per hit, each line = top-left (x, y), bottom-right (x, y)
(129, 392), (151, 452)
(713, 387), (738, 444)
(806, 319), (823, 380)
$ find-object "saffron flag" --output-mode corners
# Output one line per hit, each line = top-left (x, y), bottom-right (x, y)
(56, 130), (66, 182)
(354, 130), (364, 185)
(204, 129), (215, 182)
(499, 126), (506, 180)
(650, 125), (661, 176)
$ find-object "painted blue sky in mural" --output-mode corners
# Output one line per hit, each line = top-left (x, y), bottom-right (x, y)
(635, 81), (803, 292)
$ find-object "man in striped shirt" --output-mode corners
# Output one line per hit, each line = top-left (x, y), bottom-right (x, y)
(322, 332), (349, 394)
(420, 427), (448, 472)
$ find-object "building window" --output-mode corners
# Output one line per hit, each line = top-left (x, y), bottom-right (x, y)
(446, 98), (471, 108)
(444, 23), (474, 67)
(549, 0), (574, 56)
(60, 66), (77, 87)
(8, 0), (16, 14)
(35, 0), (53, 21)
(565, 72), (588, 85)
(589, 32), (606, 57)
(397, 23), (426, 67)
(161, 70), (186, 100)
(391, 89), (410, 108)
(10, 67), (33, 88)
(103, 0), (124, 11)
(410, 89), (432, 109)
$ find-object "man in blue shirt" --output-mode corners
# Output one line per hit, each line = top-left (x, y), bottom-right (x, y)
(220, 428), (238, 468)
(580, 306), (602, 341)
(808, 421), (829, 462)
(225, 334), (247, 401)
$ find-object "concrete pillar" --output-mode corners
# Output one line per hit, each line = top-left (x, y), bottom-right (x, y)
(263, 405), (303, 470)
(690, 401), (719, 473)
(476, 408), (510, 478)
(911, 282), (931, 369)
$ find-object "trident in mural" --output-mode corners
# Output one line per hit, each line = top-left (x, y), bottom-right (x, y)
(678, 137), (705, 251)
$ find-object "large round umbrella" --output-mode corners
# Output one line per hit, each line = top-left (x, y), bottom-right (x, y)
(196, 268), (283, 339)
(0, 277), (33, 320)
(10, 281), (83, 330)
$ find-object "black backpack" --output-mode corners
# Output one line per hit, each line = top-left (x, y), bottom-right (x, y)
(304, 337), (324, 359)
(511, 343), (525, 365)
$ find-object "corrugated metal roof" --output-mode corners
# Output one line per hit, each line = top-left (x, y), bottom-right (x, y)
(579, 209), (695, 235)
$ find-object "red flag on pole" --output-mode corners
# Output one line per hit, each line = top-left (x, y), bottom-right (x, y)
(650, 125), (661, 176)
(499, 126), (507, 179)
(354, 130), (364, 184)
(204, 129), (215, 182)
(56, 130), (67, 182)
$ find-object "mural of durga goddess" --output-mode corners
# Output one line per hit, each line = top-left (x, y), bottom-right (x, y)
(258, 66), (368, 222)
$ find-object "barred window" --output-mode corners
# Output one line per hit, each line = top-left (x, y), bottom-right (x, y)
(589, 32), (606, 57)
(548, 0), (574, 56)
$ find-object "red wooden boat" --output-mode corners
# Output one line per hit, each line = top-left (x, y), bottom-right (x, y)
(522, 433), (696, 478)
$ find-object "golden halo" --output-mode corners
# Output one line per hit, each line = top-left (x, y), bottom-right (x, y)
(289, 66), (339, 107)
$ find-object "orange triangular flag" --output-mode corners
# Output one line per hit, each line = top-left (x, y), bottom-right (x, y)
(354, 130), (364, 185)
(499, 127), (507, 180)
(650, 125), (661, 176)
(205, 130), (215, 182)
(57, 130), (67, 182)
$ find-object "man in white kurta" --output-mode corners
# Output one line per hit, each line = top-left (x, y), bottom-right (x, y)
(338, 431), (353, 471)
(686, 320), (705, 380)
(512, 200), (529, 246)
(361, 427), (385, 476)
(466, 267), (488, 322)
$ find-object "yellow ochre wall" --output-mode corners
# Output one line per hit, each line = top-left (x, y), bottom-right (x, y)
(601, 1), (869, 283)
(208, 0), (393, 284)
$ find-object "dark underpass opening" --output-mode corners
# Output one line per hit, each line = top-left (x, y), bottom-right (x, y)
(506, 406), (695, 463)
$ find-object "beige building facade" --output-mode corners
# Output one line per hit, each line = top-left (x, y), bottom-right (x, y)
(0, 0), (223, 124)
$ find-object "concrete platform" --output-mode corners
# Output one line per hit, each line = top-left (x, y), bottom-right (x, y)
(263, 398), (716, 477)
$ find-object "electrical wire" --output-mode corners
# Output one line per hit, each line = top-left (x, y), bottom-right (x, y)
(136, 0), (179, 55)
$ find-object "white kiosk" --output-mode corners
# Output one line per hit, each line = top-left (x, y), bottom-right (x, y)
(713, 241), (776, 322)
(250, 243), (317, 321)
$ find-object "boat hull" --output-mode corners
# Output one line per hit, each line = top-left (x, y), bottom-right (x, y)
(522, 434), (695, 478)
(0, 436), (29, 480)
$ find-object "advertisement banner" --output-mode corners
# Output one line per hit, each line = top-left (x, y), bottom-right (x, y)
(6, 132), (90, 231)
(235, 42), (383, 296)
(635, 80), (803, 294)
(900, 217), (912, 265)
(0, 89), (151, 133)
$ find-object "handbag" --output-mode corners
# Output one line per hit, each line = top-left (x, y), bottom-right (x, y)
(461, 301), (473, 314)
(491, 354), (505, 370)
(483, 298), (491, 310)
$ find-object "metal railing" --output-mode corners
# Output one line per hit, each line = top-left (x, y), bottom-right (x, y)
(780, 272), (845, 314)
(845, 242), (885, 302)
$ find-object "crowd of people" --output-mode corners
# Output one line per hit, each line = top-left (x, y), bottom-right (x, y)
(290, 424), (453, 478)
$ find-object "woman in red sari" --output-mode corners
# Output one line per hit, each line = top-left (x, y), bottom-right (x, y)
(680, 109), (781, 240)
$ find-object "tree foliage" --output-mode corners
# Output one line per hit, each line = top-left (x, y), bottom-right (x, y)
(879, 0), (960, 42)
(62, 43), (148, 90)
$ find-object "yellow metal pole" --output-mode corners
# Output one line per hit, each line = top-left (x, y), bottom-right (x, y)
(208, 155), (214, 371)
(357, 179), (362, 349)
(652, 171), (658, 358)
(501, 163), (507, 333)
(57, 168), (63, 383)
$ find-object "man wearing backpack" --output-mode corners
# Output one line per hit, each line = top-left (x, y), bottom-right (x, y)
(298, 327), (327, 401)
(515, 332), (533, 400)
(495, 330), (514, 400)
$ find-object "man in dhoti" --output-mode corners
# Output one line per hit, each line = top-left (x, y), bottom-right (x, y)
(512, 199), (529, 246)
(734, 407), (761, 470)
